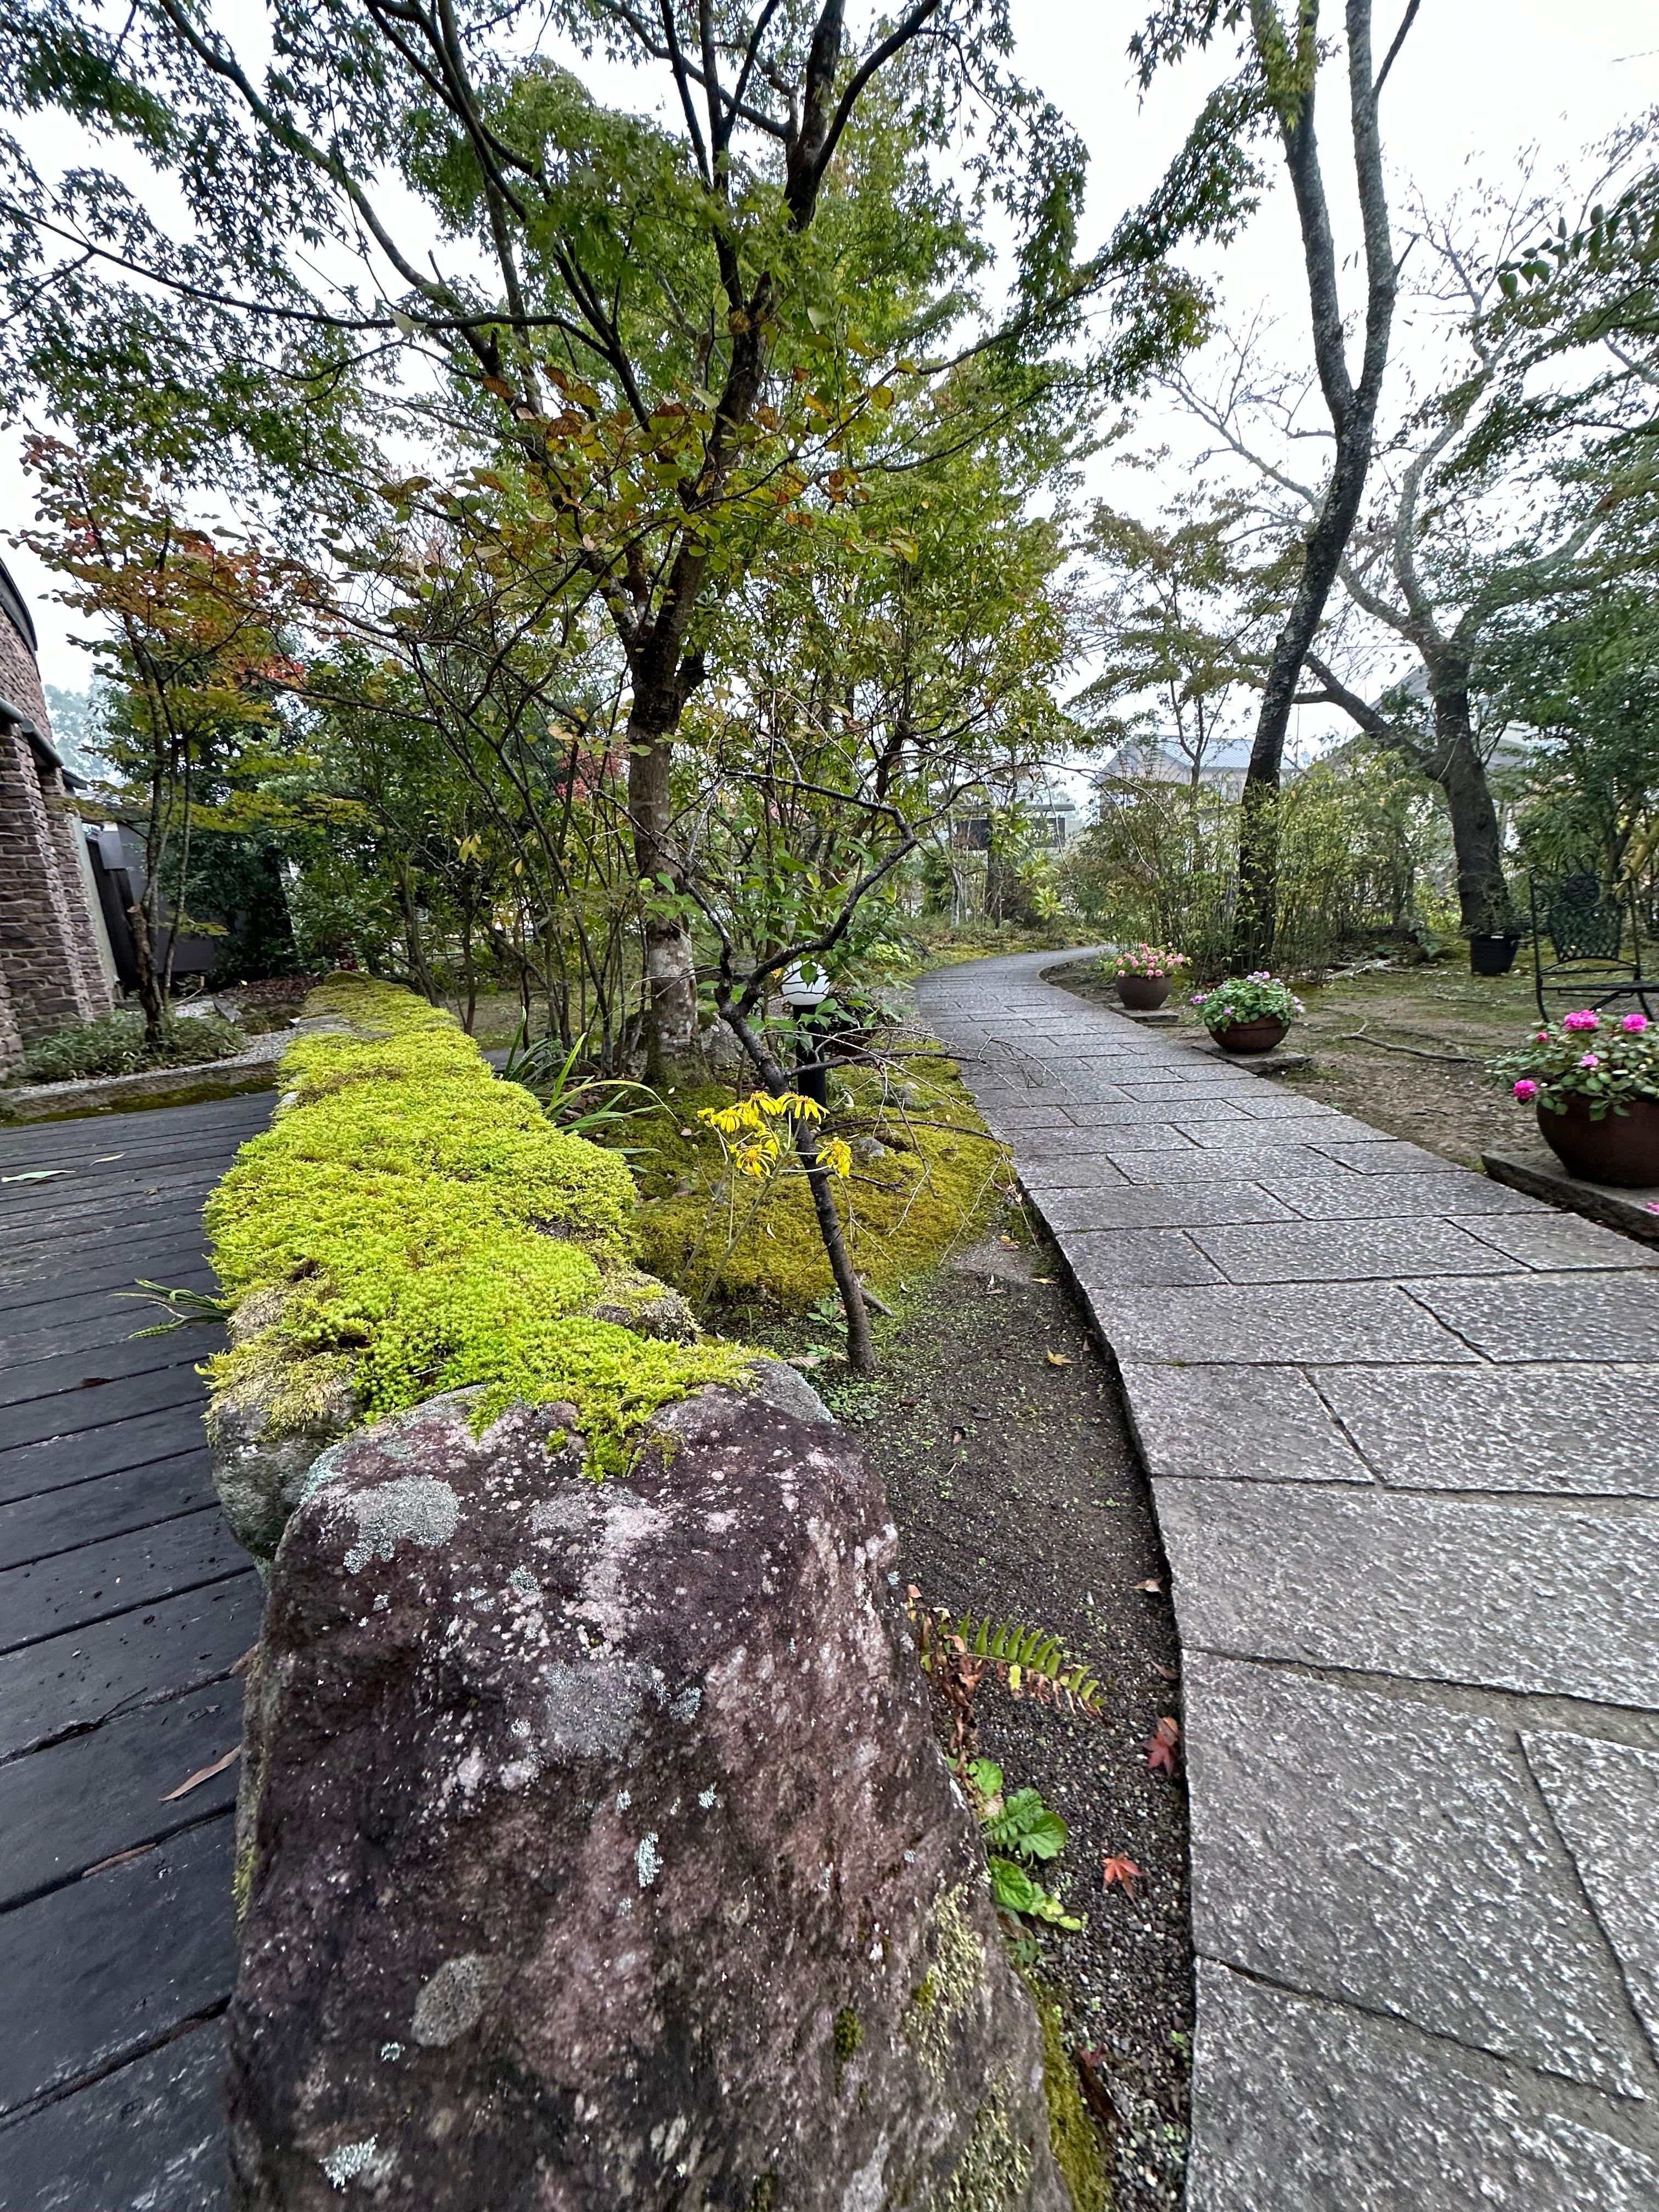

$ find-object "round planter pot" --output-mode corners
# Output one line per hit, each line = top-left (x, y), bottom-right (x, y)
(1469, 933), (1522, 978)
(1537, 1095), (1659, 1188)
(1114, 974), (1172, 1011)
(1212, 1015), (1289, 1056)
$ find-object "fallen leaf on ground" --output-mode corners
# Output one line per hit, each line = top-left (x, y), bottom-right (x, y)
(1076, 2049), (1118, 2125)
(230, 1643), (260, 1677)
(1, 1169), (66, 1183)
(1045, 1351), (1072, 1368)
(83, 1843), (157, 1878)
(1151, 1661), (1178, 1681)
(1145, 1716), (1181, 1776)
(163, 1746), (240, 1801)
(1000, 1234), (1019, 1248)
(93, 1153), (126, 1162)
(1031, 1275), (1055, 1284)
(1133, 1577), (1164, 1593)
(1101, 1854), (1142, 1896)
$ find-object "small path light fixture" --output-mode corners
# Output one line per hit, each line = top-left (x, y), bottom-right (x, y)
(781, 959), (833, 1108)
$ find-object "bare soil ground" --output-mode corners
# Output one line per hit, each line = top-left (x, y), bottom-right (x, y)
(735, 1212), (1194, 2211)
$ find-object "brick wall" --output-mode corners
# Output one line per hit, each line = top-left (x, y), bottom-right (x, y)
(0, 597), (116, 1073)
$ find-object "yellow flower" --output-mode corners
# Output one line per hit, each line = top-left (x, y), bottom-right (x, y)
(819, 1136), (853, 1179)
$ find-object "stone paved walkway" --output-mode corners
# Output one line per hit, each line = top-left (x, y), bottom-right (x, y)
(917, 950), (1659, 2212)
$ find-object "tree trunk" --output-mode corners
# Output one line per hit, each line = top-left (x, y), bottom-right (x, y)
(128, 895), (168, 1051)
(1430, 682), (1515, 938)
(1233, 0), (1400, 970)
(628, 720), (698, 1075)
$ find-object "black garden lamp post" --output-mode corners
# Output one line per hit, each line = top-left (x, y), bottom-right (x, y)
(781, 959), (833, 1109)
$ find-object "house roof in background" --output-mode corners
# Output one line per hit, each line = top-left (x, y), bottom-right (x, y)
(0, 555), (40, 656)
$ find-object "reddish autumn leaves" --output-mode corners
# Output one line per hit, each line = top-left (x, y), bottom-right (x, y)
(1145, 1714), (1181, 1777)
(1100, 1854), (1142, 1897)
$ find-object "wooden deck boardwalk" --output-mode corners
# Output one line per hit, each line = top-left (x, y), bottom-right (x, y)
(0, 1091), (274, 2212)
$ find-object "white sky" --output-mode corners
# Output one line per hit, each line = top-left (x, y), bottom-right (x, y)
(3, 0), (1654, 691)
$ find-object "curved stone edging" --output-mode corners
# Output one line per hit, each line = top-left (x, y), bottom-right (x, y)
(918, 950), (1659, 2212)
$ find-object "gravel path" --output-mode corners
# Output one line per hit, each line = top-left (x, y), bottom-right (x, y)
(918, 949), (1659, 2212)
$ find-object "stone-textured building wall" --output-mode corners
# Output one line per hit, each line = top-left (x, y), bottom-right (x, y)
(0, 565), (116, 1073)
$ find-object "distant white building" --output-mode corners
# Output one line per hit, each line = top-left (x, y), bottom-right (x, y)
(951, 772), (1082, 851)
(1092, 735), (1254, 811)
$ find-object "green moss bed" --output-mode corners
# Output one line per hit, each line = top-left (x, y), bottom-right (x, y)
(204, 976), (753, 1475)
(616, 1056), (1011, 1315)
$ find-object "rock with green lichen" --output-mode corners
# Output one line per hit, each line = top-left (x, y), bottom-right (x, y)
(224, 1384), (1066, 2211)
(202, 977), (760, 1564)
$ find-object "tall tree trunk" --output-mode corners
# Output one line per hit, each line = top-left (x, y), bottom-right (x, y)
(1234, 0), (1402, 969)
(1430, 682), (1515, 938)
(627, 721), (699, 1076)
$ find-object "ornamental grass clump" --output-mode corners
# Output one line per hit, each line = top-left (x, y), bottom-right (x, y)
(1102, 943), (1187, 981)
(1488, 1008), (1658, 1120)
(204, 975), (756, 1475)
(1189, 971), (1305, 1033)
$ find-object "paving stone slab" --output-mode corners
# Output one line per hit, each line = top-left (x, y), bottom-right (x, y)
(998, 1121), (1174, 1160)
(1449, 1211), (1659, 1272)
(1065, 1229), (1226, 1289)
(1175, 1107), (1383, 1148)
(1187, 1963), (1659, 2212)
(1157, 1480), (1659, 1705)
(1081, 1280), (1480, 1365)
(1523, 1733), (1659, 2059)
(1118, 1363), (1372, 1485)
(1316, 1364), (1659, 1496)
(1099, 1141), (1348, 1184)
(0, 1815), (236, 2117)
(1187, 1217), (1525, 1284)
(1306, 1135), (1459, 1173)
(1182, 1655), (1647, 2095)
(0, 2023), (230, 2212)
(1032, 1183), (1299, 1232)
(1062, 1095), (1256, 1127)
(1406, 1272), (1659, 1361)
(0, 1679), (242, 1911)
(1014, 1154), (1134, 1193)
(1259, 1170), (1547, 1220)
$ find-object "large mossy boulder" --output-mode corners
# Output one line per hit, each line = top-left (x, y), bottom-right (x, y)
(226, 1384), (1068, 2210)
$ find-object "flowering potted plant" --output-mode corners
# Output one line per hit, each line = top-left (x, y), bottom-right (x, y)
(1488, 1008), (1659, 1186)
(1103, 943), (1188, 1011)
(1190, 972), (1305, 1055)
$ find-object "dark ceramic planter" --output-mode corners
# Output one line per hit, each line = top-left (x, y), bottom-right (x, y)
(1537, 1095), (1659, 1188)
(1469, 933), (1522, 977)
(1212, 1015), (1289, 1055)
(1115, 974), (1172, 1011)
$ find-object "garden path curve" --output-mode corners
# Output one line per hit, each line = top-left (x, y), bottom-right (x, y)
(917, 949), (1659, 2212)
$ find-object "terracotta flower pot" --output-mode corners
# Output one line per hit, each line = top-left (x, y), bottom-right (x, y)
(1212, 1015), (1289, 1056)
(1115, 974), (1172, 1011)
(1537, 1095), (1659, 1187)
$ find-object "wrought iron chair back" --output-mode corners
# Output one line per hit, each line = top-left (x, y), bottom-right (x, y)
(1528, 872), (1655, 1024)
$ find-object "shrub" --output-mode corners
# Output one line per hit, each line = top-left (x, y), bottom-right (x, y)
(205, 974), (755, 1475)
(1101, 942), (1187, 981)
(17, 1008), (247, 1084)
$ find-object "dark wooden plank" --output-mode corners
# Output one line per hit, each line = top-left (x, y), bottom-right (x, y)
(0, 2022), (229, 2212)
(0, 1400), (210, 1504)
(0, 1816), (236, 2118)
(0, 1093), (273, 1165)
(0, 1115), (266, 1176)
(0, 1251), (211, 1316)
(0, 1333), (219, 1419)
(0, 1572), (261, 1759)
(0, 1171), (222, 1239)
(1, 1299), (217, 1372)
(0, 1507), (246, 1655)
(0, 1682), (242, 1911)
(0, 1223), (210, 1292)
(0, 1451), (213, 1571)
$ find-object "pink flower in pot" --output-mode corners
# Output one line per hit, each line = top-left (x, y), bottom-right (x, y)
(1579, 1053), (1601, 1069)
(1623, 1013), (1649, 1033)
(1512, 1079), (1538, 1102)
(1562, 1009), (1600, 1033)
